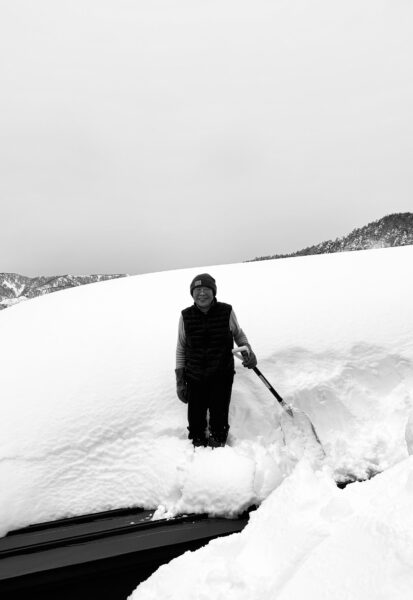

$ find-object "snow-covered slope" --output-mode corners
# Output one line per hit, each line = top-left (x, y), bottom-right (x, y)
(0, 246), (412, 540)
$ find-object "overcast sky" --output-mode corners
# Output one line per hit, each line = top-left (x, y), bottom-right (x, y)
(1, 0), (412, 276)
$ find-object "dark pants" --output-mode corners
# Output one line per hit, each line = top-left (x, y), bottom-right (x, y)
(186, 372), (234, 444)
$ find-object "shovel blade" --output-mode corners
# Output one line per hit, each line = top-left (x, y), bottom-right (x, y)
(280, 408), (325, 463)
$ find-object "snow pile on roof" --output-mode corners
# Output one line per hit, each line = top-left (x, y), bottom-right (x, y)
(131, 457), (413, 600)
(0, 246), (412, 543)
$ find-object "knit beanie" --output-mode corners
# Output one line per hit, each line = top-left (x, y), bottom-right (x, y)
(190, 273), (217, 297)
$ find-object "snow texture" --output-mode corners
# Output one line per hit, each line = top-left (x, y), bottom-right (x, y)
(0, 246), (413, 598)
(131, 458), (413, 600)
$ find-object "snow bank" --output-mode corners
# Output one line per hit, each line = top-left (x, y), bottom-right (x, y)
(0, 246), (413, 537)
(130, 457), (413, 600)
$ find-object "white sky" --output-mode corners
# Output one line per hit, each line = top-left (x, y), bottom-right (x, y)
(1, 0), (412, 276)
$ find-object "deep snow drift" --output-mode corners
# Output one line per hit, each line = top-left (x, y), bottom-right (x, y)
(0, 246), (412, 542)
(131, 458), (413, 600)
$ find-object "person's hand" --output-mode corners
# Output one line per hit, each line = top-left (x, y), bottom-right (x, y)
(175, 368), (188, 403)
(242, 346), (257, 369)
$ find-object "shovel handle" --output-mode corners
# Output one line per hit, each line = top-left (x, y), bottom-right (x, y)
(254, 368), (293, 415)
(233, 347), (291, 414)
(252, 367), (284, 404)
(232, 345), (250, 360)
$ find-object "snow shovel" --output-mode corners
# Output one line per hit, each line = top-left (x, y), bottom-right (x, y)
(232, 346), (325, 456)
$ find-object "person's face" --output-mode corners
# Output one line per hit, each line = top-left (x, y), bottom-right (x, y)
(193, 286), (214, 310)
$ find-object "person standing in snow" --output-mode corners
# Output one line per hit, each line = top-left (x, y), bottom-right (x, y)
(175, 273), (257, 447)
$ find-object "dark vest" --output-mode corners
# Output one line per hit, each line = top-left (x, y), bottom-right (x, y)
(182, 301), (234, 380)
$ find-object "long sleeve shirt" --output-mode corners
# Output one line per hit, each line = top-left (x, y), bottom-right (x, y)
(176, 309), (250, 369)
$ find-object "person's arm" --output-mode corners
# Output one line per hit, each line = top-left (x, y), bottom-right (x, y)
(176, 315), (186, 370)
(229, 309), (250, 347)
(175, 316), (187, 402)
(230, 309), (257, 368)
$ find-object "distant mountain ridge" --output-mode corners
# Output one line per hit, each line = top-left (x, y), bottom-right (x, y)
(0, 273), (127, 310)
(2, 213), (412, 310)
(250, 213), (413, 262)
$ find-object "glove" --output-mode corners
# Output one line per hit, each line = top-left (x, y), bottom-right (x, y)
(175, 368), (188, 403)
(242, 346), (257, 369)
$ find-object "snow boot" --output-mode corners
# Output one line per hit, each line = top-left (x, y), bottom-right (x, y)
(208, 433), (226, 448)
(192, 436), (207, 448)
